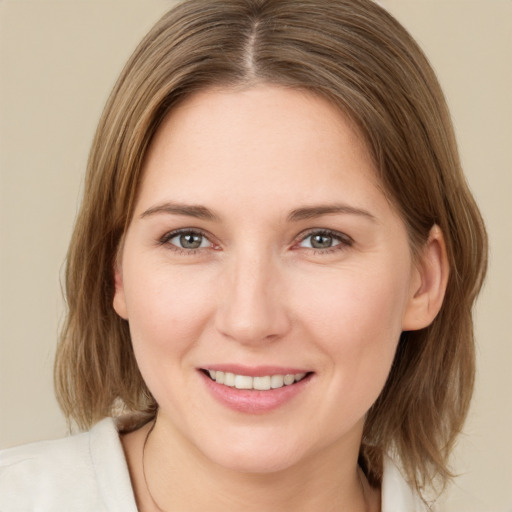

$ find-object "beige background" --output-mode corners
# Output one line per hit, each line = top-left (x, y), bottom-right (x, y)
(0, 1), (510, 510)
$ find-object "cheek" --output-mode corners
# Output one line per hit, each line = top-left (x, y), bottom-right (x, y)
(300, 264), (409, 338)
(122, 261), (216, 369)
(297, 264), (410, 398)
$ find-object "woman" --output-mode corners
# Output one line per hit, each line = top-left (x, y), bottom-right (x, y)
(0, 1), (487, 511)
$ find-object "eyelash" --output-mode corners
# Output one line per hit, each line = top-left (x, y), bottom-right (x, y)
(158, 228), (353, 256)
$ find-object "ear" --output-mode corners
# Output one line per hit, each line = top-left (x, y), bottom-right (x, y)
(113, 260), (129, 320)
(402, 225), (449, 331)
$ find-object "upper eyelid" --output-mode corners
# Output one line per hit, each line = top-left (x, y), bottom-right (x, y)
(166, 227), (209, 237)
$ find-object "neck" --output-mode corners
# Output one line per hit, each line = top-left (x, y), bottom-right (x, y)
(123, 417), (377, 512)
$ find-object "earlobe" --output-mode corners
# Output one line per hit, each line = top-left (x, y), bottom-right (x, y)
(113, 263), (129, 320)
(402, 225), (450, 331)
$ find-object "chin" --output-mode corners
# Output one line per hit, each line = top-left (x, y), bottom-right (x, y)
(196, 431), (307, 475)
(211, 448), (301, 475)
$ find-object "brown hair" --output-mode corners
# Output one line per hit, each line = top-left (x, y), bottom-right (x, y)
(55, 0), (487, 499)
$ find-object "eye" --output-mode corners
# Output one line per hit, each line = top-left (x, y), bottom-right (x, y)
(162, 229), (213, 250)
(297, 230), (352, 251)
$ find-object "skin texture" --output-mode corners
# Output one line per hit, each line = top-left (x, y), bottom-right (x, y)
(115, 85), (448, 512)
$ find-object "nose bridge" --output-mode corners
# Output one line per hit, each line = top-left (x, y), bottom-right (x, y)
(215, 246), (290, 344)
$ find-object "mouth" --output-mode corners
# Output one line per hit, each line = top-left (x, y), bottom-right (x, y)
(199, 367), (313, 413)
(201, 369), (311, 390)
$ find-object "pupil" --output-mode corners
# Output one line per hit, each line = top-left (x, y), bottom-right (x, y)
(180, 233), (202, 249)
(311, 234), (332, 249)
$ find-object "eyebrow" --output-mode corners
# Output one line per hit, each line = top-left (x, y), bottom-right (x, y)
(140, 202), (219, 221)
(287, 204), (377, 222)
(139, 201), (376, 223)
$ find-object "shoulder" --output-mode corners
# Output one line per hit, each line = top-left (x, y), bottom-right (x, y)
(381, 455), (434, 512)
(0, 418), (137, 512)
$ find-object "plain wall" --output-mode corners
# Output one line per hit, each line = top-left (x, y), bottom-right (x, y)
(0, 1), (510, 511)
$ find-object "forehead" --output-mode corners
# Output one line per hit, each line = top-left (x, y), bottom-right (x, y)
(140, 85), (380, 195)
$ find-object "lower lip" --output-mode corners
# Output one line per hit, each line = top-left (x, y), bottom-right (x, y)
(199, 371), (312, 414)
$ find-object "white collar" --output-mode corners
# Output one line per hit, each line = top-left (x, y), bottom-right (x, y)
(381, 454), (430, 512)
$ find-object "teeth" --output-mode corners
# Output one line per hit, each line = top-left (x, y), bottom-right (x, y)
(253, 376), (271, 391)
(206, 370), (307, 390)
(270, 374), (284, 389)
(235, 375), (252, 389)
(283, 374), (295, 386)
(224, 372), (236, 387)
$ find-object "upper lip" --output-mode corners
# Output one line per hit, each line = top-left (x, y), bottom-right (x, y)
(200, 364), (311, 377)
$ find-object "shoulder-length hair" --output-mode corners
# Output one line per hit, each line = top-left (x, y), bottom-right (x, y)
(55, 0), (487, 498)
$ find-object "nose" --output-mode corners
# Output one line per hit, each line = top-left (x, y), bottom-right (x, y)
(214, 251), (292, 345)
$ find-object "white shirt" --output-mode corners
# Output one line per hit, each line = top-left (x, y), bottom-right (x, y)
(0, 418), (428, 511)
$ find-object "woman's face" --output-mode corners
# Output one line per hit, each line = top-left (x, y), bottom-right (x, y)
(114, 85), (422, 473)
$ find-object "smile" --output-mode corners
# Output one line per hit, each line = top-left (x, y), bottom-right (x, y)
(204, 370), (308, 390)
